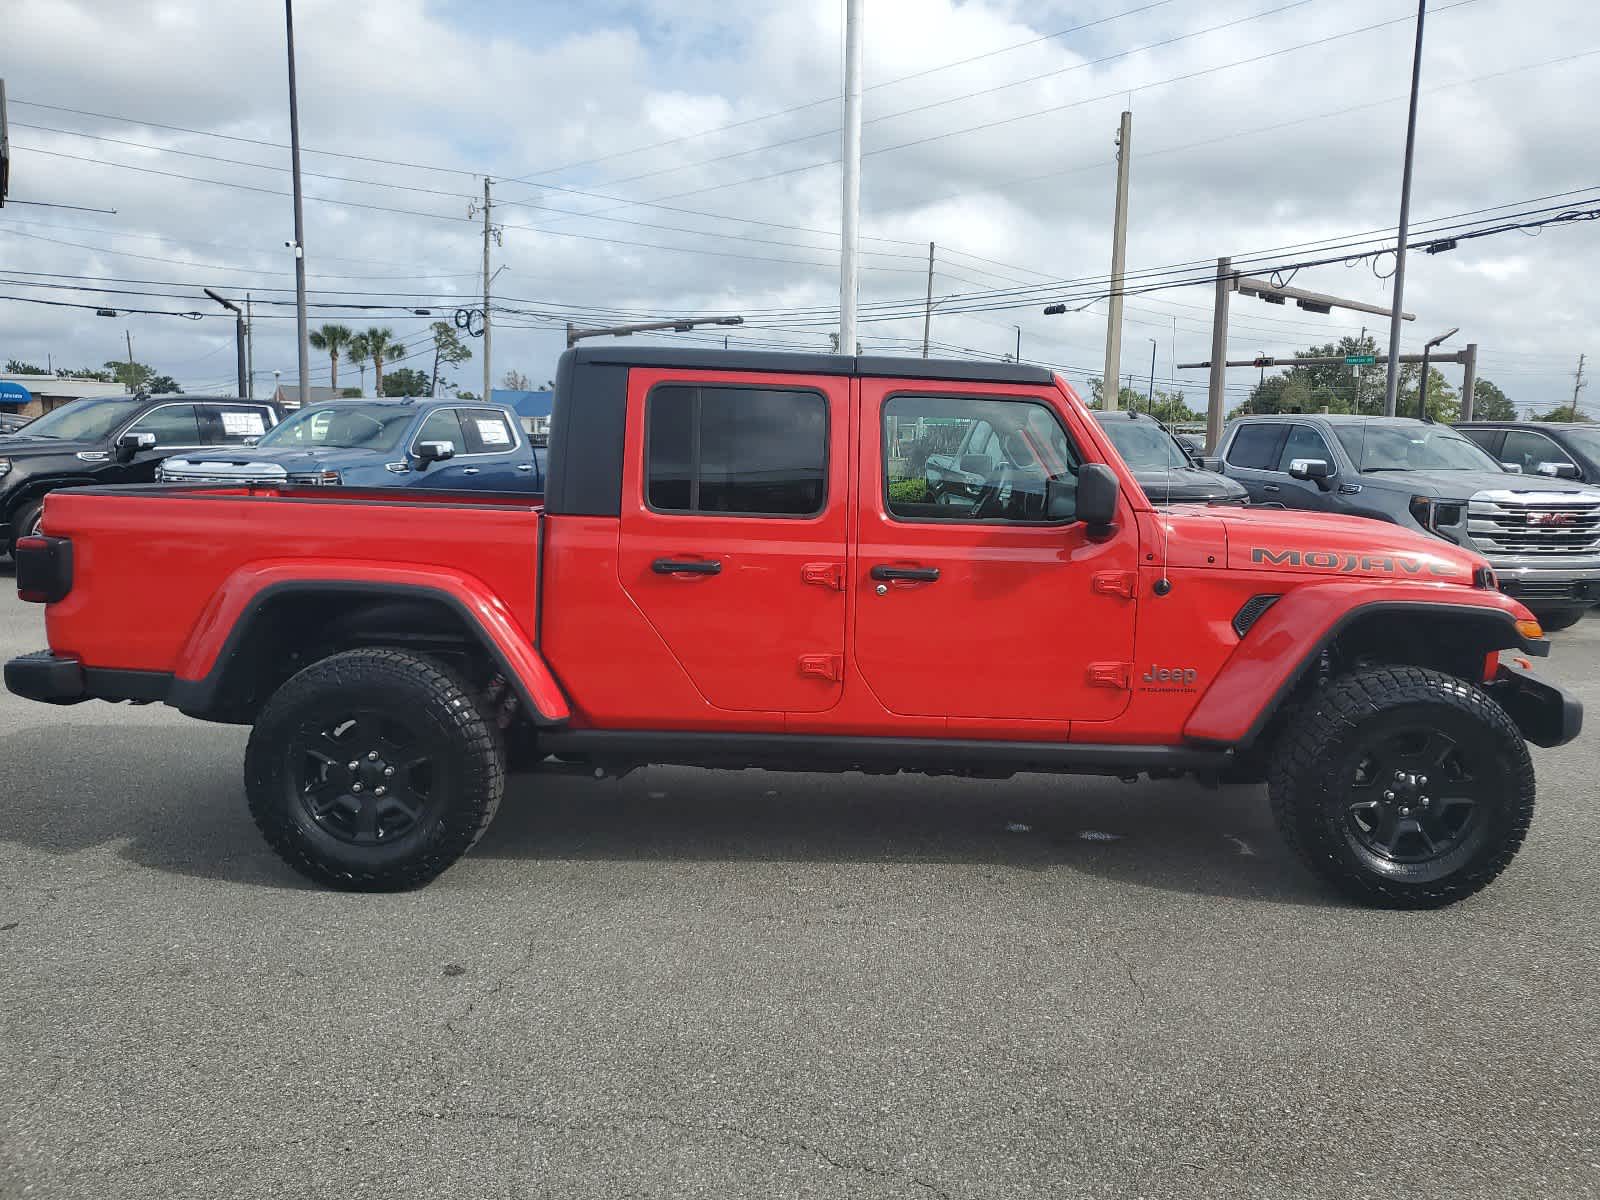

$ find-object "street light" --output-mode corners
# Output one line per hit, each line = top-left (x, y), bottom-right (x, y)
(565, 314), (744, 348)
(1418, 326), (1459, 420)
(202, 288), (248, 398)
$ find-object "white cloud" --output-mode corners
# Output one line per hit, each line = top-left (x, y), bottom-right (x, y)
(1, 0), (1595, 408)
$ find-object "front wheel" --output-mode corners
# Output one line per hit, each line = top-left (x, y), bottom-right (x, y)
(1530, 607), (1585, 632)
(245, 648), (505, 890)
(1268, 665), (1534, 909)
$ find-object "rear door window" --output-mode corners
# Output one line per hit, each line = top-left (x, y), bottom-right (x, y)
(1225, 423), (1289, 470)
(646, 384), (827, 516)
(203, 404), (273, 445)
(461, 408), (519, 455)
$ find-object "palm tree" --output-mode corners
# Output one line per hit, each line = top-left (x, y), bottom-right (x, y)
(359, 327), (405, 396)
(347, 332), (369, 394)
(307, 324), (355, 392)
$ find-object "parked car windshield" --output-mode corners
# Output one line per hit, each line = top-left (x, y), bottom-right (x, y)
(1096, 417), (1190, 469)
(258, 404), (414, 452)
(8, 397), (144, 441)
(1348, 423), (1503, 472)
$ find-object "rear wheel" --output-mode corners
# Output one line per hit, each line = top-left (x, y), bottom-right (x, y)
(245, 648), (505, 890)
(12, 497), (44, 542)
(1268, 665), (1534, 908)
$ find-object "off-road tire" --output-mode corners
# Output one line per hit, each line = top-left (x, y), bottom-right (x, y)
(246, 648), (505, 890)
(1531, 607), (1586, 633)
(1267, 665), (1534, 909)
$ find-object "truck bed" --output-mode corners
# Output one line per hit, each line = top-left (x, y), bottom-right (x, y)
(37, 483), (544, 678)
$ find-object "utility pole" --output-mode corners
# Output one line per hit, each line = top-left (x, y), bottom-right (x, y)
(921, 242), (934, 357)
(284, 0), (310, 410)
(1205, 256), (1231, 452)
(839, 0), (864, 356)
(1102, 111), (1133, 410)
(245, 294), (255, 398)
(1459, 342), (1477, 420)
(125, 329), (135, 391)
(1147, 338), (1157, 413)
(482, 176), (493, 402)
(1383, 0), (1428, 416)
(1572, 353), (1588, 422)
(1015, 325), (1023, 364)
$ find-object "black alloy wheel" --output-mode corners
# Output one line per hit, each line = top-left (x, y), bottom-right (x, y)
(1340, 726), (1487, 868)
(289, 710), (441, 846)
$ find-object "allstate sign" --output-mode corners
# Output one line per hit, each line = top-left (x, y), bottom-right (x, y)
(0, 381), (32, 407)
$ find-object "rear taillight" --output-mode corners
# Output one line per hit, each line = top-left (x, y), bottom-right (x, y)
(15, 535), (74, 604)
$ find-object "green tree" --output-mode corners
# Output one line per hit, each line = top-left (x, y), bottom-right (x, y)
(1537, 406), (1591, 423)
(57, 367), (114, 381)
(381, 367), (430, 397)
(1468, 377), (1516, 421)
(500, 368), (531, 390)
(307, 323), (356, 392)
(105, 359), (156, 394)
(5, 359), (47, 374)
(146, 375), (183, 395)
(352, 327), (405, 397)
(428, 322), (472, 396)
(1393, 364), (1458, 423)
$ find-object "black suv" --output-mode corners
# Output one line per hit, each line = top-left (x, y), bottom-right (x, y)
(1092, 410), (1248, 504)
(1456, 422), (1600, 484)
(0, 394), (282, 553)
(1217, 414), (1600, 629)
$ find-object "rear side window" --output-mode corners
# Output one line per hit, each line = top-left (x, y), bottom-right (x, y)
(646, 385), (827, 517)
(1226, 423), (1288, 470)
(461, 408), (518, 454)
(205, 404), (273, 445)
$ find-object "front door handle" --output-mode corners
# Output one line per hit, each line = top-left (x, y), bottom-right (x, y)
(462, 467), (480, 476)
(1261, 483), (1280, 493)
(871, 564), (940, 582)
(652, 558), (722, 576)
(516, 464), (534, 472)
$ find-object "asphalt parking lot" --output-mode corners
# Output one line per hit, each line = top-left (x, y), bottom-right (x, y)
(1, 567), (1596, 1200)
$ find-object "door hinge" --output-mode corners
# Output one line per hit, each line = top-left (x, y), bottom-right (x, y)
(798, 654), (844, 682)
(1092, 571), (1137, 599)
(1086, 661), (1131, 689)
(801, 561), (846, 591)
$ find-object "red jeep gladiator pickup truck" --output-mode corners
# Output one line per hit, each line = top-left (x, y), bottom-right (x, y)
(5, 348), (1581, 906)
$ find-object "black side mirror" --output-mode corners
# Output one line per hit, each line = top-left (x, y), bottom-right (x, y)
(1288, 458), (1335, 491)
(1077, 462), (1120, 532)
(116, 432), (156, 463)
(414, 439), (455, 468)
(1197, 455), (1223, 473)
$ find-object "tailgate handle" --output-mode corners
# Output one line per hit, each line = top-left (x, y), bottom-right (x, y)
(652, 558), (722, 576)
(871, 565), (939, 582)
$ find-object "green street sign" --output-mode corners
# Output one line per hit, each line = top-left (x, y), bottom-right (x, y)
(1345, 354), (1376, 365)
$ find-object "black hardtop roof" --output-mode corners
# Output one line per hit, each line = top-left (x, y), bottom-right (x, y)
(564, 345), (1055, 386)
(1456, 420), (1590, 429)
(1231, 412), (1441, 426)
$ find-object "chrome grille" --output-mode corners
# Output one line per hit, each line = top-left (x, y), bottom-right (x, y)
(1466, 490), (1600, 556)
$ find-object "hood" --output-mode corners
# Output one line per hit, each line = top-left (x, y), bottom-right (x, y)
(1360, 468), (1596, 501)
(0, 435), (102, 458)
(1129, 465), (1249, 505)
(1207, 505), (1484, 584)
(161, 445), (389, 475)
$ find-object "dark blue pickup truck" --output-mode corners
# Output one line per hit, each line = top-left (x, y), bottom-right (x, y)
(156, 397), (543, 491)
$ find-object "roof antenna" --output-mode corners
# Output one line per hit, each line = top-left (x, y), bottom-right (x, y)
(1152, 413), (1175, 597)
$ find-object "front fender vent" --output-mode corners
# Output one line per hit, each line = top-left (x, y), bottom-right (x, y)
(1232, 593), (1281, 638)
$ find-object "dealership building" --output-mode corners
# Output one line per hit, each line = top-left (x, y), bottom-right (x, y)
(0, 374), (129, 420)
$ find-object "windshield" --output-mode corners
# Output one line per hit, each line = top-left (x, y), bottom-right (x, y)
(1350, 423), (1503, 472)
(1096, 417), (1190, 469)
(258, 404), (415, 452)
(8, 397), (143, 441)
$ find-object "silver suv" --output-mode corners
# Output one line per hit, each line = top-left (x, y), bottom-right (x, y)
(1218, 414), (1600, 630)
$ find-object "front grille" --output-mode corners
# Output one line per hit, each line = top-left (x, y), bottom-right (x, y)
(1502, 579), (1584, 601)
(1466, 491), (1600, 557)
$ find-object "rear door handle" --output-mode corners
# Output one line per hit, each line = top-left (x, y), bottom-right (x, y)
(516, 464), (534, 472)
(871, 565), (940, 582)
(652, 558), (722, 575)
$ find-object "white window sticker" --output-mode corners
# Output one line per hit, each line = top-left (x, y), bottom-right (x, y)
(475, 418), (512, 446)
(222, 410), (266, 436)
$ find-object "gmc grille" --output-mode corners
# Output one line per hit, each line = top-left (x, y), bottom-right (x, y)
(1466, 492), (1600, 556)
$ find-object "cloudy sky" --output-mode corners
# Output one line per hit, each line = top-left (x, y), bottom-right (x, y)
(3, 0), (1596, 411)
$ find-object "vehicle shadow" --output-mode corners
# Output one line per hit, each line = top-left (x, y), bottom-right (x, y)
(0, 724), (1335, 907)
